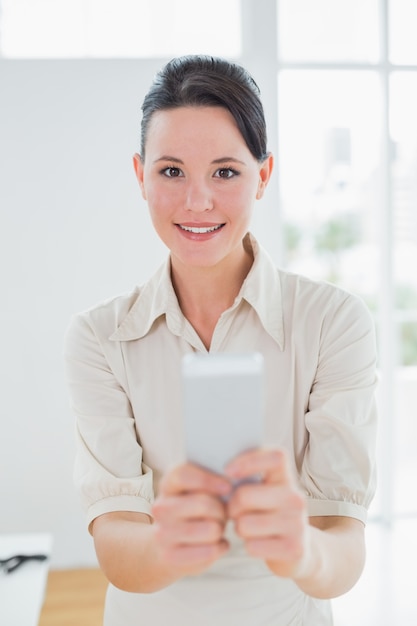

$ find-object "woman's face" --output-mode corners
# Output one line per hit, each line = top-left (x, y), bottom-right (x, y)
(134, 106), (272, 273)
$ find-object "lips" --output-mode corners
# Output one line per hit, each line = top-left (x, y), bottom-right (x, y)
(177, 223), (225, 234)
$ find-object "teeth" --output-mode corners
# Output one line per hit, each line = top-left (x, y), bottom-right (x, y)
(179, 224), (223, 234)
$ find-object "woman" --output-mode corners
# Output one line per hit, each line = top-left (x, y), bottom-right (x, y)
(64, 55), (377, 625)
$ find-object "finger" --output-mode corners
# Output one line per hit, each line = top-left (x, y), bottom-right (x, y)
(154, 517), (226, 546)
(242, 535), (304, 567)
(161, 539), (230, 569)
(232, 507), (306, 540)
(160, 463), (232, 497)
(225, 448), (294, 485)
(152, 493), (227, 524)
(227, 483), (305, 518)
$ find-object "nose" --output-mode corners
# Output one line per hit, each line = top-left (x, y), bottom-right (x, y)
(184, 180), (214, 213)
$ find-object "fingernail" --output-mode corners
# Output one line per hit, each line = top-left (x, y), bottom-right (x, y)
(219, 480), (232, 494)
(224, 464), (240, 478)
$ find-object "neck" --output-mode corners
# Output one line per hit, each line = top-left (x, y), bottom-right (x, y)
(170, 243), (254, 348)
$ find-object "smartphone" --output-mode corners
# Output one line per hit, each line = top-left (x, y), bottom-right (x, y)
(182, 352), (264, 476)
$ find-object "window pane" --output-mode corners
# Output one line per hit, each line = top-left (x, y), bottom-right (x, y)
(278, 0), (380, 63)
(0, 0), (241, 58)
(390, 72), (417, 515)
(389, 0), (417, 65)
(279, 70), (382, 297)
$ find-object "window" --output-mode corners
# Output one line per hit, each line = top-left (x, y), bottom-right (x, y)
(278, 69), (382, 297)
(278, 0), (380, 63)
(390, 0), (417, 65)
(390, 71), (417, 514)
(277, 0), (417, 520)
(0, 0), (241, 58)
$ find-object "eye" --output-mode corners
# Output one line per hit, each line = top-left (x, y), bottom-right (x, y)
(162, 166), (183, 178)
(214, 167), (239, 179)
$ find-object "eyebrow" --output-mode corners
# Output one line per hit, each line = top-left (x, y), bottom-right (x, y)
(154, 156), (184, 164)
(153, 155), (246, 166)
(212, 157), (246, 166)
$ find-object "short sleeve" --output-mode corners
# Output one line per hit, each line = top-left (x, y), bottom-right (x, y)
(300, 293), (378, 524)
(64, 312), (154, 531)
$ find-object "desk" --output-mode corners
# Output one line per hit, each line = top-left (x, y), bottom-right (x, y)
(0, 533), (52, 626)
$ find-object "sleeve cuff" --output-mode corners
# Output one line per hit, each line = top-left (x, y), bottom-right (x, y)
(306, 497), (369, 524)
(86, 494), (154, 533)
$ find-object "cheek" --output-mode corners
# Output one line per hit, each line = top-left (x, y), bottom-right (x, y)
(221, 184), (257, 216)
(146, 183), (179, 215)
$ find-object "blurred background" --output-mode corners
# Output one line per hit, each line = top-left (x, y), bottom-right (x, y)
(0, 1), (416, 624)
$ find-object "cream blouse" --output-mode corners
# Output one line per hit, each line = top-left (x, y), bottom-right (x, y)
(64, 233), (377, 626)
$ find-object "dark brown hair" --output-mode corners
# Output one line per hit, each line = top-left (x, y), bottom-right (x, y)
(140, 55), (268, 162)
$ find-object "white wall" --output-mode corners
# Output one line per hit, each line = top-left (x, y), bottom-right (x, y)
(0, 59), (280, 568)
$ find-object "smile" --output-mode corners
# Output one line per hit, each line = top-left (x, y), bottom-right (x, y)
(178, 224), (225, 234)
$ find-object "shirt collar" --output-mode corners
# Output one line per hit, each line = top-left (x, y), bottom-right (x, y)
(109, 258), (180, 341)
(238, 233), (284, 349)
(109, 232), (284, 349)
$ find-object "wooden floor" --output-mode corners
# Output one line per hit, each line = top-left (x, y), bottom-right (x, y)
(38, 568), (108, 626)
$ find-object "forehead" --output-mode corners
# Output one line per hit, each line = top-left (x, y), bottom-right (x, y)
(145, 106), (248, 155)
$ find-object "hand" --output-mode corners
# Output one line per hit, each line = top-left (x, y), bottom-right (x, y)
(151, 463), (232, 577)
(225, 448), (310, 579)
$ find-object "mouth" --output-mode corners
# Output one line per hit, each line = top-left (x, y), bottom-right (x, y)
(177, 223), (225, 234)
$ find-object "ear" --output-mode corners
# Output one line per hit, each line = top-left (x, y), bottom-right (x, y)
(256, 153), (274, 200)
(133, 153), (147, 200)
